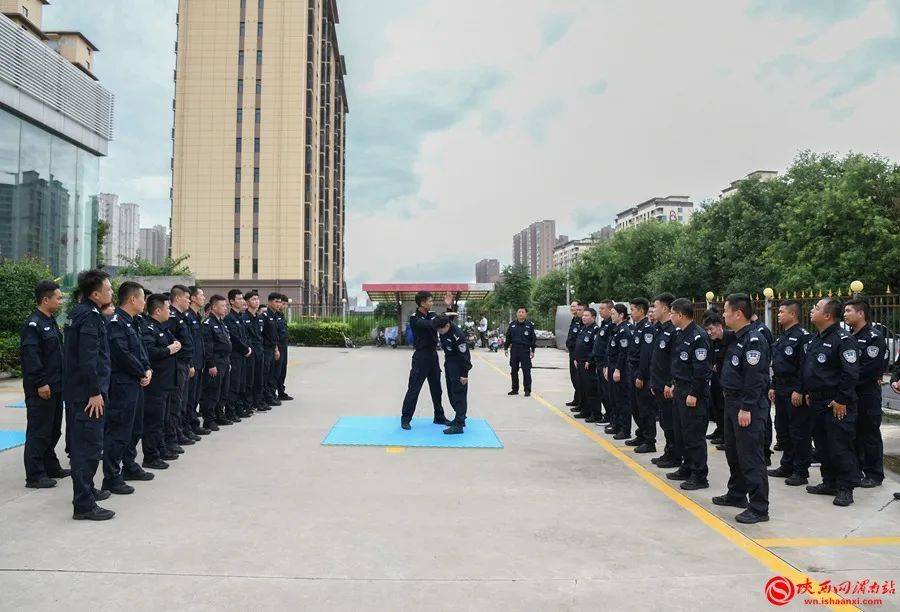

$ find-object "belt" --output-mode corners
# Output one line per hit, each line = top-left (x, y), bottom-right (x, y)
(807, 389), (837, 401)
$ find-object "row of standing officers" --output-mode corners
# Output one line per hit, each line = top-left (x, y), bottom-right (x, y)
(19, 270), (294, 520)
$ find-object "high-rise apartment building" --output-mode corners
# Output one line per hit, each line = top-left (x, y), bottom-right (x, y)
(118, 201), (139, 262)
(96, 194), (140, 265)
(171, 0), (348, 306)
(512, 220), (556, 278)
(615, 196), (693, 231)
(475, 258), (500, 284)
(139, 224), (168, 266)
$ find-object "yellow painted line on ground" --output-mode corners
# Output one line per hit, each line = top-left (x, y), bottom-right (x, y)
(386, 446), (405, 454)
(756, 537), (900, 549)
(474, 352), (858, 612)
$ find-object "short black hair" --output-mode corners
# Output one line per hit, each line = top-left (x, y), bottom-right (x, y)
(600, 299), (615, 308)
(228, 289), (243, 303)
(843, 298), (870, 321)
(34, 280), (60, 304)
(702, 312), (723, 327)
(630, 297), (649, 313)
(189, 285), (203, 297)
(779, 299), (801, 318)
(244, 290), (259, 300)
(613, 303), (629, 318)
(209, 294), (226, 306)
(584, 307), (597, 318)
(146, 293), (169, 316)
(820, 297), (842, 321)
(432, 314), (451, 330)
(653, 293), (675, 308)
(516, 306), (528, 312)
(571, 300), (583, 306)
(725, 293), (753, 320)
(76, 268), (109, 299)
(170, 284), (189, 298)
(415, 290), (433, 306)
(203, 302), (212, 313)
(670, 298), (694, 318)
(117, 281), (144, 305)
(267, 292), (281, 302)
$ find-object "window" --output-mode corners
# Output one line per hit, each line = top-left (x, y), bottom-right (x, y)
(234, 259), (240, 274)
(238, 51), (244, 66)
(253, 228), (259, 243)
(255, 108), (261, 123)
(258, 0), (264, 9)
(253, 167), (260, 182)
(238, 79), (243, 94)
(257, 22), (263, 37)
(236, 138), (242, 152)
(235, 168), (241, 182)
(240, 22), (245, 37)
(256, 50), (262, 64)
(256, 79), (262, 94)
(253, 197), (259, 213)
(235, 197), (241, 213)
(252, 259), (259, 274)
(234, 228), (241, 243)
(254, 137), (260, 152)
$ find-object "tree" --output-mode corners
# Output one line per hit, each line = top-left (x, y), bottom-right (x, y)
(492, 264), (533, 310)
(531, 268), (567, 315)
(96, 219), (109, 267)
(0, 256), (53, 334)
(373, 301), (399, 319)
(117, 254), (192, 277)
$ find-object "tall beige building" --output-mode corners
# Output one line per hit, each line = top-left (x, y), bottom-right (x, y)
(171, 0), (348, 306)
(512, 220), (557, 278)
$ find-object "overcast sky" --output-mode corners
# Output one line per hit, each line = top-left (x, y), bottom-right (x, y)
(45, 0), (900, 296)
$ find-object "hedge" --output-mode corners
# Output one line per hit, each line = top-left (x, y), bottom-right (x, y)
(0, 333), (21, 376)
(287, 322), (350, 347)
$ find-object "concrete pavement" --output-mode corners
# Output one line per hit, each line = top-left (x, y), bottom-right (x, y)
(0, 346), (898, 611)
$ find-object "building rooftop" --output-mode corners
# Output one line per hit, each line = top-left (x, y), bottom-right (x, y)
(44, 30), (100, 51)
(362, 283), (494, 302)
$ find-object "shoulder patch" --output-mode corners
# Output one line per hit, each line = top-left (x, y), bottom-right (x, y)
(28, 321), (37, 327)
(842, 349), (857, 364)
(644, 333), (653, 343)
(866, 345), (879, 358)
(746, 350), (761, 366)
(458, 343), (468, 353)
(694, 348), (707, 361)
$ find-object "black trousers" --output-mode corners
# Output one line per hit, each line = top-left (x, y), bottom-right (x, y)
(123, 390), (144, 472)
(576, 361), (600, 416)
(653, 387), (679, 460)
(610, 370), (631, 435)
(598, 371), (609, 418)
(242, 353), (254, 405)
(673, 386), (709, 482)
(774, 386), (798, 472)
(65, 395), (105, 513)
(263, 348), (277, 400)
(510, 345), (532, 393)
(228, 354), (244, 416)
(445, 360), (469, 426)
(183, 369), (202, 434)
(277, 342), (288, 394)
(251, 349), (265, 406)
(23, 391), (64, 482)
(102, 379), (139, 488)
(400, 349), (444, 424)
(786, 395), (814, 478)
(856, 383), (883, 483)
(631, 371), (656, 445)
(723, 392), (769, 515)
(142, 392), (168, 462)
(166, 365), (189, 443)
(568, 351), (580, 403)
(810, 395), (860, 491)
(709, 377), (724, 434)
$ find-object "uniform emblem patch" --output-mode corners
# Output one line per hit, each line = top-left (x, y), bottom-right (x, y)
(817, 353), (827, 363)
(28, 321), (37, 327)
(458, 344), (467, 352)
(842, 349), (857, 363)
(620, 339), (627, 347)
(600, 330), (605, 336)
(694, 348), (707, 361)
(644, 333), (653, 343)
(44, 326), (50, 331)
(731, 355), (739, 366)
(866, 345), (879, 358)
(680, 351), (689, 361)
(746, 350), (761, 366)
(659, 340), (666, 349)
(784, 346), (793, 356)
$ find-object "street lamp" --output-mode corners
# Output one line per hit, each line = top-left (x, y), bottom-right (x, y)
(850, 280), (863, 296)
(341, 297), (347, 324)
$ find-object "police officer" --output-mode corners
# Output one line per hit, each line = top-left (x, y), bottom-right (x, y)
(64, 269), (114, 520)
(591, 299), (615, 424)
(166, 285), (195, 450)
(201, 295), (233, 430)
(702, 310), (732, 451)
(752, 313), (775, 464)
(627, 298), (656, 452)
(243, 291), (267, 411)
(20, 280), (68, 489)
(274, 293), (293, 401)
(434, 314), (473, 435)
(400, 290), (454, 430)
(714, 294), (771, 523)
(844, 299), (888, 488)
(803, 297), (860, 507)
(122, 290), (155, 482)
(650, 293), (680, 469)
(565, 301), (585, 407)
(141, 294), (182, 469)
(224, 290), (253, 422)
(263, 294), (282, 406)
(505, 306), (536, 397)
(572, 308), (601, 420)
(185, 286), (210, 436)
(605, 304), (632, 439)
(666, 298), (712, 491)
(766, 299), (811, 485)
(101, 282), (151, 495)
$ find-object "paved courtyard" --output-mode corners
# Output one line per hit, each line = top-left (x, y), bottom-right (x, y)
(0, 346), (898, 611)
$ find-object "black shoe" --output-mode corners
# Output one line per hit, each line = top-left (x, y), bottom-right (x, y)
(433, 417), (452, 426)
(46, 468), (71, 479)
(604, 426), (617, 434)
(179, 438), (196, 446)
(269, 397), (282, 406)
(624, 438), (641, 447)
(142, 459), (169, 470)
(230, 415), (242, 423)
(709, 437), (724, 446)
(667, 471), (690, 481)
(894, 492), (900, 500)
(401, 422), (411, 431)
(93, 488), (112, 501)
(656, 458), (681, 469)
(163, 452), (180, 461)
(25, 477), (57, 489)
(565, 400), (578, 407)
(806, 483), (837, 496)
(123, 469), (155, 481)
(188, 432), (202, 441)
(569, 406), (581, 412)
(257, 405), (272, 411)
(634, 444), (657, 454)
(443, 425), (464, 435)
(573, 412), (589, 419)
(715, 444), (726, 451)
(194, 426), (212, 436)
(103, 483), (135, 495)
(784, 474), (808, 486)
(524, 392), (531, 397)
(767, 467), (791, 478)
(598, 415), (610, 423)
(833, 489), (854, 507)
(680, 480), (709, 491)
(613, 432), (630, 440)
(585, 416), (600, 423)
(278, 393), (294, 401)
(735, 509), (769, 524)
(773, 442), (783, 451)
(712, 495), (748, 508)
(73, 506), (115, 521)
(204, 421), (220, 432)
(705, 430), (720, 440)
(216, 418), (233, 426)
(508, 390), (519, 396)
(169, 445), (185, 454)
(859, 477), (882, 488)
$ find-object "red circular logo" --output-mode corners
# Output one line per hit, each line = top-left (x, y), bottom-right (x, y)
(765, 576), (796, 606)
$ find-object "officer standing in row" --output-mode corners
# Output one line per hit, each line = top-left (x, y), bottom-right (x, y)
(273, 293), (293, 401)
(122, 290), (155, 481)
(666, 298), (712, 491)
(505, 307), (536, 397)
(64, 269), (114, 520)
(628, 298), (656, 453)
(572, 308), (600, 420)
(200, 295), (232, 430)
(766, 300), (811, 485)
(803, 297), (859, 507)
(714, 294), (771, 524)
(649, 293), (680, 469)
(20, 280), (68, 489)
(263, 294), (282, 406)
(185, 286), (210, 437)
(141, 294), (181, 469)
(246, 292), (270, 411)
(434, 314), (473, 435)
(224, 290), (252, 422)
(702, 311), (728, 449)
(843, 299), (888, 488)
(591, 300), (615, 424)
(605, 304), (632, 440)
(167, 285), (195, 450)
(565, 301), (585, 407)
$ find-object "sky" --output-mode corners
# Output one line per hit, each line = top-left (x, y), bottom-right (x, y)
(44, 0), (900, 296)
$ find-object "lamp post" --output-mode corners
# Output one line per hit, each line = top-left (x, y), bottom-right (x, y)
(763, 287), (774, 332)
(705, 291), (714, 308)
(850, 280), (863, 297)
(341, 297), (347, 324)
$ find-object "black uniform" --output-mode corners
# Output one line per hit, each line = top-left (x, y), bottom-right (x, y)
(224, 309), (251, 419)
(566, 315), (583, 404)
(274, 310), (289, 396)
(753, 320), (776, 459)
(141, 318), (177, 462)
(102, 308), (149, 489)
(245, 309), (265, 408)
(607, 320), (632, 436)
(20, 309), (66, 484)
(650, 319), (677, 461)
(183, 307), (206, 435)
(802, 323), (860, 492)
(123, 313), (150, 474)
(591, 317), (613, 421)
(201, 314), (232, 425)
(670, 322), (712, 484)
(628, 317), (656, 446)
(719, 324), (771, 515)
(400, 309), (449, 425)
(166, 306), (194, 445)
(262, 308), (280, 404)
(852, 323), (888, 484)
(63, 300), (111, 513)
(771, 323), (811, 477)
(573, 321), (600, 418)
(708, 331), (733, 440)
(438, 322), (473, 427)
(505, 318), (537, 394)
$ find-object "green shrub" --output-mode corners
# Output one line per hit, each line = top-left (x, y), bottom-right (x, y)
(287, 322), (350, 346)
(0, 256), (53, 334)
(0, 333), (21, 376)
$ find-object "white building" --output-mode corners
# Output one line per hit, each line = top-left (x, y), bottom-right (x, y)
(139, 225), (168, 265)
(552, 226), (614, 270)
(615, 196), (693, 231)
(118, 202), (140, 262)
(96, 193), (121, 265)
(720, 170), (778, 198)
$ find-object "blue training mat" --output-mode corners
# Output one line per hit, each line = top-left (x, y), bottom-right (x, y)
(322, 416), (503, 448)
(5, 399), (26, 408)
(0, 430), (26, 453)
